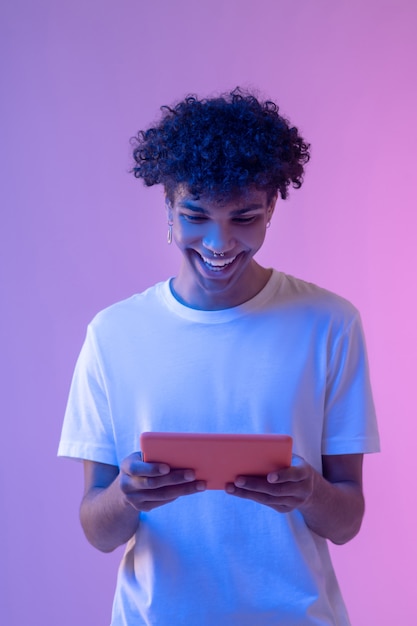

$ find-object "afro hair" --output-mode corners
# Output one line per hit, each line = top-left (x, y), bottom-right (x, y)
(131, 88), (310, 201)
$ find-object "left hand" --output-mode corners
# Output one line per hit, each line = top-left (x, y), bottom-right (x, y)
(225, 454), (316, 513)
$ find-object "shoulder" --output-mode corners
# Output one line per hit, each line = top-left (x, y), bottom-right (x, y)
(275, 272), (359, 325)
(81, 281), (173, 354)
(89, 280), (169, 331)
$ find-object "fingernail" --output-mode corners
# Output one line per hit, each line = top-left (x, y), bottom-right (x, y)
(235, 477), (245, 487)
(225, 484), (235, 494)
(158, 464), (170, 475)
(268, 472), (279, 483)
(196, 481), (206, 491)
(184, 470), (195, 481)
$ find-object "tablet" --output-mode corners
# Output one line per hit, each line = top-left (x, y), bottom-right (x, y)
(140, 432), (293, 490)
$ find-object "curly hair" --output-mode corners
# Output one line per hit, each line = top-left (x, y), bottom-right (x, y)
(131, 88), (310, 201)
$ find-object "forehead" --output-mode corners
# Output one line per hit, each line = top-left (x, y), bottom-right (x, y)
(172, 185), (270, 211)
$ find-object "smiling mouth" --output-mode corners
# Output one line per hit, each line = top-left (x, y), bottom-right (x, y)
(199, 254), (237, 271)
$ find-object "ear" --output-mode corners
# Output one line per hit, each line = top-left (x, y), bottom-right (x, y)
(267, 193), (278, 221)
(165, 195), (173, 223)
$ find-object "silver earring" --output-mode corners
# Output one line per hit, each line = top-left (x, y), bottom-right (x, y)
(266, 221), (271, 229)
(167, 222), (173, 244)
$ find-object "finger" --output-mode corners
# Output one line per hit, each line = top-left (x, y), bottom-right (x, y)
(141, 480), (206, 500)
(135, 469), (197, 490)
(267, 464), (309, 484)
(121, 469), (202, 493)
(233, 476), (303, 497)
(134, 497), (178, 512)
(225, 483), (300, 510)
(234, 475), (270, 491)
(122, 454), (171, 478)
(127, 480), (206, 510)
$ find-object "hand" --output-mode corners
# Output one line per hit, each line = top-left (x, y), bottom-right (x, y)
(225, 454), (315, 513)
(119, 452), (206, 512)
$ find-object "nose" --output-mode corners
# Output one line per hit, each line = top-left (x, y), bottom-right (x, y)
(203, 221), (235, 254)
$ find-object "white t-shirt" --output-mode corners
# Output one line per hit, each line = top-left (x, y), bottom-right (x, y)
(59, 270), (380, 625)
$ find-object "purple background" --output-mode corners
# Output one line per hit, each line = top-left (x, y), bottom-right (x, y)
(1, 1), (416, 624)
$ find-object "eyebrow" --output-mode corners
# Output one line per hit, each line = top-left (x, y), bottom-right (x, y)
(230, 205), (265, 216)
(178, 201), (265, 215)
(178, 201), (209, 214)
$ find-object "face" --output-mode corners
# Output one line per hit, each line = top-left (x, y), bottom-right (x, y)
(166, 186), (277, 310)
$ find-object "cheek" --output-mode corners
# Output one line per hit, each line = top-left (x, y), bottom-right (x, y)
(243, 223), (268, 247)
(173, 221), (198, 245)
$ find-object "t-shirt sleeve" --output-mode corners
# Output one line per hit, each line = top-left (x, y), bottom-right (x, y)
(57, 324), (118, 466)
(322, 312), (380, 455)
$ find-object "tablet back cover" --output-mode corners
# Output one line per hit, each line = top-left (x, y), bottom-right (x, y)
(140, 432), (293, 489)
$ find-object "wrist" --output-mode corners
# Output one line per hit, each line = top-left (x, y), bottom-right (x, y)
(297, 465), (319, 515)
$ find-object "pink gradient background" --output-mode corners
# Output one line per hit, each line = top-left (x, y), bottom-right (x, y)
(1, 1), (416, 624)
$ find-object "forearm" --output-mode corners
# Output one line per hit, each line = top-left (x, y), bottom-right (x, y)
(80, 475), (140, 553)
(299, 471), (365, 545)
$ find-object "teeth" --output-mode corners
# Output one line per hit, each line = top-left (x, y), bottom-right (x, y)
(201, 255), (236, 269)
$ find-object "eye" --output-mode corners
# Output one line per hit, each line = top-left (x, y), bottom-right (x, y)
(232, 215), (258, 224)
(181, 213), (208, 223)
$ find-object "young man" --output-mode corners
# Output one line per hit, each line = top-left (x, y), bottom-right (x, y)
(58, 89), (380, 625)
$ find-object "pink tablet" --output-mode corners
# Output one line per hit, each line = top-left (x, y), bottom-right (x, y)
(140, 432), (293, 490)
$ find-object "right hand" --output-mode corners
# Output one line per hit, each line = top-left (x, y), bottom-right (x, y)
(119, 452), (207, 512)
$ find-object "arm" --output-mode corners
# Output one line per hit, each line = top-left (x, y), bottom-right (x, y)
(226, 453), (365, 545)
(297, 453), (364, 544)
(80, 454), (206, 553)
